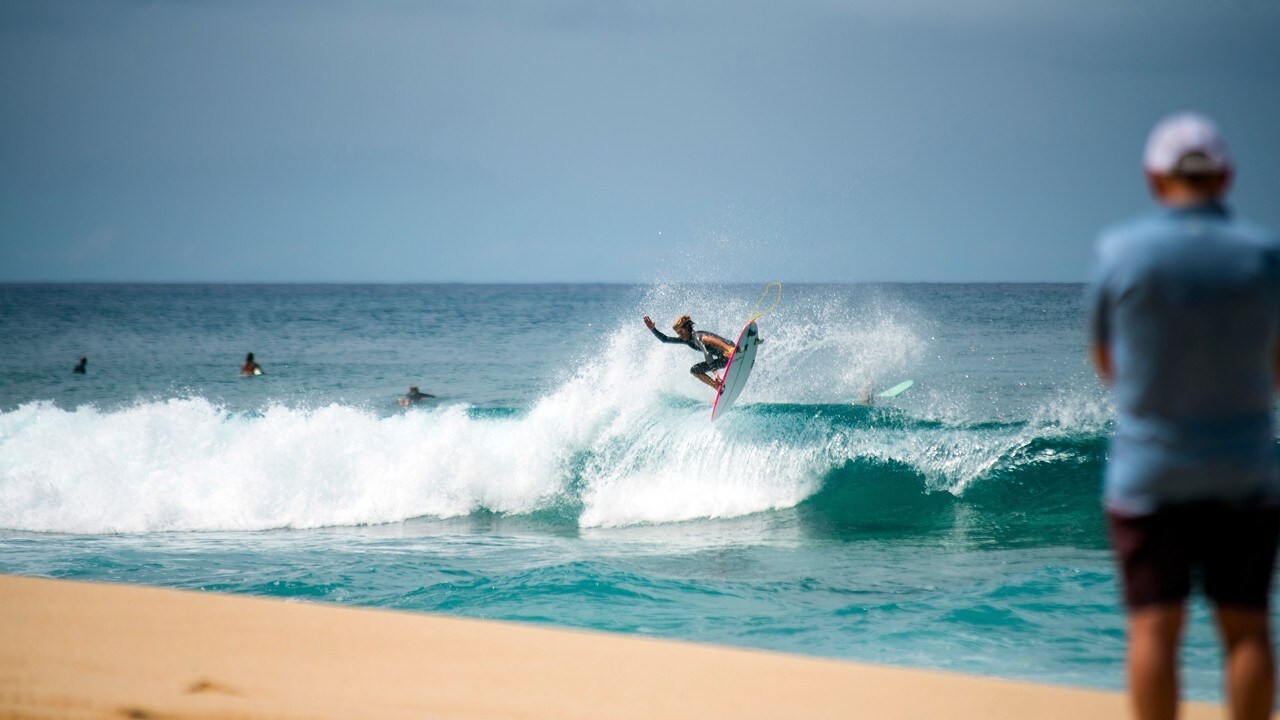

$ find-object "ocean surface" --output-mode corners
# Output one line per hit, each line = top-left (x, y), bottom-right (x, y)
(0, 282), (1259, 700)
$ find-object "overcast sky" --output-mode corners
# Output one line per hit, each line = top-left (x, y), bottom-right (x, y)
(2, 0), (1278, 283)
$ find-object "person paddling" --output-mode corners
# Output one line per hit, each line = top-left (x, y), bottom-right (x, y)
(398, 385), (435, 406)
(240, 352), (263, 376)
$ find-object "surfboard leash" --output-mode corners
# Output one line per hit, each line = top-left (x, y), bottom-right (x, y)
(747, 282), (782, 324)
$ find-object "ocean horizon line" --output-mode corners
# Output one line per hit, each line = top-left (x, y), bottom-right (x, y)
(0, 279), (1089, 287)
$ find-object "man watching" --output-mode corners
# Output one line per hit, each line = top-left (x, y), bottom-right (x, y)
(1090, 112), (1280, 720)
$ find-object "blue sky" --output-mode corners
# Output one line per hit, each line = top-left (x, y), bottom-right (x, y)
(2, 0), (1278, 283)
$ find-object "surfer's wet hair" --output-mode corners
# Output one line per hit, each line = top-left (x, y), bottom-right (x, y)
(673, 315), (694, 331)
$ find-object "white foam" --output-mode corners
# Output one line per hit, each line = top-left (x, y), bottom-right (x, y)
(0, 399), (567, 533)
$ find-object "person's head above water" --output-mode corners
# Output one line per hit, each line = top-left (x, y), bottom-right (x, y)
(409, 386), (420, 394)
(245, 352), (255, 363)
(673, 315), (694, 340)
(1143, 112), (1233, 207)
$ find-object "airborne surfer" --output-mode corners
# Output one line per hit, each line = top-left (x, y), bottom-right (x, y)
(643, 314), (735, 391)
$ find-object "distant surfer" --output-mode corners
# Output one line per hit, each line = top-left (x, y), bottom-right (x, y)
(398, 385), (435, 406)
(73, 356), (87, 375)
(644, 314), (735, 391)
(858, 381), (875, 406)
(240, 352), (263, 376)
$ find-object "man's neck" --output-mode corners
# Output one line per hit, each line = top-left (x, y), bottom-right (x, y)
(1159, 187), (1221, 208)
(1148, 172), (1229, 208)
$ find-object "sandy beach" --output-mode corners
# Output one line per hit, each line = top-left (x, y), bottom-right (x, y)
(0, 573), (1245, 720)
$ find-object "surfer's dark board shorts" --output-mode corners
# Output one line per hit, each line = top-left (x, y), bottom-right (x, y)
(1107, 503), (1280, 610)
(691, 357), (729, 375)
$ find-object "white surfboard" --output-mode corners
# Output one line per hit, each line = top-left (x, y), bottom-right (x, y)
(711, 319), (761, 421)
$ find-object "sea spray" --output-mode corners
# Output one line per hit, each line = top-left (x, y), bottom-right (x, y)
(634, 282), (929, 405)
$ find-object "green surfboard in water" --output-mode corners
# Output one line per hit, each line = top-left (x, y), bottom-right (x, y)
(877, 380), (914, 399)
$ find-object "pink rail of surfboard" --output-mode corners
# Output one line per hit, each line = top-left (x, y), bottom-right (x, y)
(710, 319), (760, 421)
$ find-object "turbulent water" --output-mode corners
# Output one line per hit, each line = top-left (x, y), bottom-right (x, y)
(0, 283), (1254, 699)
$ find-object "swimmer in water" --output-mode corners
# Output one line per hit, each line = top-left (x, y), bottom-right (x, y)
(398, 385), (436, 406)
(240, 352), (263, 376)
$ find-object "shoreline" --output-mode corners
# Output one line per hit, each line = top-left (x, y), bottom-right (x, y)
(0, 573), (1241, 719)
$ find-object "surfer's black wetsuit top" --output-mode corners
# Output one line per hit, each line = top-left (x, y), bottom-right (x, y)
(650, 327), (732, 375)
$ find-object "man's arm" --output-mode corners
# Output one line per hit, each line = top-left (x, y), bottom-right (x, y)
(701, 334), (736, 356)
(644, 316), (685, 344)
(1274, 342), (1280, 389)
(1091, 341), (1113, 386)
(1086, 262), (1112, 386)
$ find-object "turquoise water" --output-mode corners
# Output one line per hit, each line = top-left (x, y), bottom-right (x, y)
(0, 283), (1254, 699)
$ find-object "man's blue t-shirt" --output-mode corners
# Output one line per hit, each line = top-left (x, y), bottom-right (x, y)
(1089, 203), (1280, 515)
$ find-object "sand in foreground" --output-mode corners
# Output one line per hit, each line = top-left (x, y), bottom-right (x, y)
(0, 574), (1242, 719)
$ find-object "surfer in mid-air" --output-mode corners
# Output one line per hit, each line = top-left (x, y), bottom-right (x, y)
(644, 314), (735, 391)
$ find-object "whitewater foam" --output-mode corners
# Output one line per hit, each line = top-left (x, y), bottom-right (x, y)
(0, 389), (1109, 538)
(0, 399), (564, 533)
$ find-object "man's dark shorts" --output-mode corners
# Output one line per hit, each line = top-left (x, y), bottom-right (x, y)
(691, 356), (729, 376)
(1107, 503), (1280, 610)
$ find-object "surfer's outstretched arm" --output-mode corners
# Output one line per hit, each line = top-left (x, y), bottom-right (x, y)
(644, 316), (686, 344)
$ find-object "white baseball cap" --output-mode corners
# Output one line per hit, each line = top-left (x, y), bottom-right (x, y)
(1143, 112), (1231, 176)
